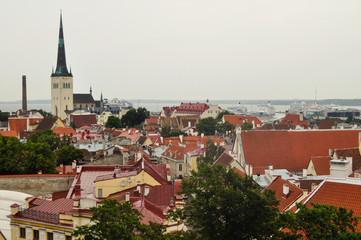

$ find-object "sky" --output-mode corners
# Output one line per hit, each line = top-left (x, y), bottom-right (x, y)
(1, 0), (361, 102)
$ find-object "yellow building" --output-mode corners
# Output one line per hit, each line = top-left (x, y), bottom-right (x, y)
(8, 159), (182, 239)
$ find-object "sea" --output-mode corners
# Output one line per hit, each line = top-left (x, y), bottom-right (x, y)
(2, 100), (361, 122)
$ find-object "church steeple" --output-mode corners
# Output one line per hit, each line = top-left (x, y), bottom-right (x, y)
(52, 11), (72, 77)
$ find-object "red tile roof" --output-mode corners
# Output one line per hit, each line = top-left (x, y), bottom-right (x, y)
(14, 198), (73, 224)
(214, 152), (234, 167)
(310, 156), (331, 175)
(299, 179), (361, 230)
(264, 176), (304, 212)
(53, 127), (76, 137)
(162, 144), (201, 161)
(177, 102), (209, 115)
(146, 184), (175, 207)
(8, 118), (43, 132)
(223, 115), (263, 128)
(132, 198), (167, 225)
(241, 130), (361, 173)
(279, 114), (308, 128)
(317, 119), (341, 129)
(232, 167), (246, 177)
(71, 114), (97, 128)
(0, 130), (17, 137)
(333, 147), (361, 172)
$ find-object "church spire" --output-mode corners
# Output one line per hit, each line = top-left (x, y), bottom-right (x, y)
(52, 11), (72, 77)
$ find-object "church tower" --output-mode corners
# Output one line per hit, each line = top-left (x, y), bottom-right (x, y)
(51, 12), (73, 120)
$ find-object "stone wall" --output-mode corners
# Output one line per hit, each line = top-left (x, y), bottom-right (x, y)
(0, 175), (75, 196)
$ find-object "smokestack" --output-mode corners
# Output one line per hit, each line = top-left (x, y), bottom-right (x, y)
(22, 75), (27, 111)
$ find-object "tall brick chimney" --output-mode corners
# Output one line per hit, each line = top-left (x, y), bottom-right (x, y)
(22, 75), (27, 111)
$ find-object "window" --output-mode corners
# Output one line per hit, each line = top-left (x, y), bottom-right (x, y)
(63, 83), (65, 88)
(19, 227), (26, 238)
(33, 229), (39, 240)
(47, 232), (54, 240)
(98, 188), (103, 198)
(65, 235), (72, 240)
(179, 164), (182, 171)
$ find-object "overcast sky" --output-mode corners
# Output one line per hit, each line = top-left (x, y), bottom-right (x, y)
(1, 0), (361, 102)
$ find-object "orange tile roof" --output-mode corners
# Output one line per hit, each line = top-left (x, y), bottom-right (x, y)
(53, 127), (76, 136)
(223, 115), (263, 128)
(241, 130), (361, 173)
(162, 144), (201, 160)
(264, 176), (304, 212)
(214, 152), (234, 167)
(279, 114), (308, 127)
(300, 179), (361, 230)
(232, 167), (246, 177)
(310, 156), (331, 175)
(0, 130), (17, 137)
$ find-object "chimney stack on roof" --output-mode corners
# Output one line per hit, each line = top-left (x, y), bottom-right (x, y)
(283, 183), (290, 196)
(22, 75), (27, 111)
(72, 160), (77, 169)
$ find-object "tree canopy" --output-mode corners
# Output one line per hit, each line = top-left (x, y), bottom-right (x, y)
(160, 126), (188, 138)
(277, 203), (361, 240)
(0, 111), (10, 122)
(121, 107), (150, 128)
(0, 130), (83, 174)
(241, 122), (253, 130)
(73, 199), (179, 240)
(105, 116), (122, 128)
(196, 117), (218, 136)
(181, 164), (280, 240)
(196, 138), (225, 166)
(215, 110), (234, 121)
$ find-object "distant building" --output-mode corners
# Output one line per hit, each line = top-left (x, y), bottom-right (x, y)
(51, 12), (74, 120)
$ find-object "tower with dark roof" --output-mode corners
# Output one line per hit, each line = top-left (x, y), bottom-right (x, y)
(51, 11), (73, 120)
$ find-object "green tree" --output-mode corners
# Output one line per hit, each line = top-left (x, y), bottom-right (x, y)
(56, 145), (84, 165)
(161, 126), (188, 138)
(23, 142), (56, 174)
(217, 121), (234, 134)
(28, 129), (61, 151)
(197, 138), (225, 166)
(121, 108), (150, 128)
(196, 117), (218, 136)
(181, 164), (279, 240)
(241, 122), (253, 130)
(0, 135), (23, 174)
(215, 110), (234, 121)
(277, 203), (361, 240)
(0, 111), (10, 122)
(73, 199), (178, 240)
(105, 116), (122, 128)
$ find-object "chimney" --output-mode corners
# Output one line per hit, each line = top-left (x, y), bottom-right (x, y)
(303, 169), (307, 177)
(144, 186), (150, 196)
(188, 121), (191, 127)
(10, 203), (20, 215)
(299, 113), (304, 122)
(269, 163), (273, 176)
(38, 170), (42, 174)
(22, 75), (27, 111)
(249, 165), (253, 176)
(201, 133), (204, 138)
(72, 160), (77, 169)
(283, 183), (290, 196)
(125, 192), (130, 202)
(45, 194), (52, 201)
(179, 135), (183, 143)
(160, 137), (164, 144)
(136, 182), (141, 192)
